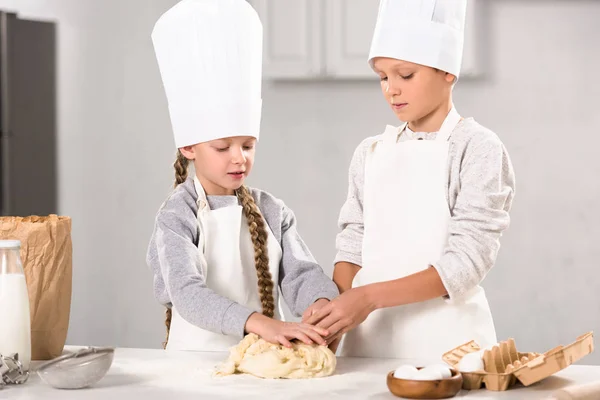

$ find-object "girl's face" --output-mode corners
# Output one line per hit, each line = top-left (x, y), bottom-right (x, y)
(372, 57), (455, 125)
(180, 136), (256, 195)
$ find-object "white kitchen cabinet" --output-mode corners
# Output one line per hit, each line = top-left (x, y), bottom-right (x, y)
(460, 0), (479, 77)
(249, 0), (480, 80)
(249, 0), (323, 78)
(323, 0), (379, 78)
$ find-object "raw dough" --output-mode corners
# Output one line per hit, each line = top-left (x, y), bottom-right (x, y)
(214, 333), (336, 379)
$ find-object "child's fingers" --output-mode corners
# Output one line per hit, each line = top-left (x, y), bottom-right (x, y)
(292, 331), (314, 346)
(300, 328), (327, 346)
(304, 324), (329, 337)
(324, 321), (347, 341)
(304, 305), (332, 325)
(301, 308), (313, 323)
(314, 314), (338, 331)
(276, 335), (293, 348)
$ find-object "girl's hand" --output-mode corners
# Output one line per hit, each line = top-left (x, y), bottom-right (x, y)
(245, 313), (330, 348)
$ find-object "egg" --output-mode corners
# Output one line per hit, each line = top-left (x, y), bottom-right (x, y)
(457, 350), (485, 372)
(393, 364), (419, 380)
(412, 368), (445, 381)
(420, 364), (452, 379)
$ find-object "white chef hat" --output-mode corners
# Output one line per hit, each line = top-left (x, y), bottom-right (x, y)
(368, 0), (467, 78)
(151, 0), (263, 148)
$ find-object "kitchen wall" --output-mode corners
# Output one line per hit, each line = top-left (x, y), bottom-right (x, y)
(0, 0), (598, 363)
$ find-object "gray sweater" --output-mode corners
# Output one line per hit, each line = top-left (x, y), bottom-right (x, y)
(334, 118), (516, 300)
(147, 178), (339, 339)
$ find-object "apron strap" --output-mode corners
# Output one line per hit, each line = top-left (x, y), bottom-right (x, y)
(193, 175), (209, 211)
(382, 123), (407, 145)
(381, 106), (461, 145)
(435, 106), (462, 142)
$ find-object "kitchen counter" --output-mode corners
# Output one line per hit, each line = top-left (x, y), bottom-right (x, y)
(0, 346), (598, 399)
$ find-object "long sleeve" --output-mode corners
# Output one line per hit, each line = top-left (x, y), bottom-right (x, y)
(147, 196), (254, 339)
(432, 135), (516, 300)
(277, 203), (339, 317)
(333, 137), (376, 267)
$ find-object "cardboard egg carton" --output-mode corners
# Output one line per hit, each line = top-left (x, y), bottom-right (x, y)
(442, 331), (594, 391)
(442, 338), (538, 391)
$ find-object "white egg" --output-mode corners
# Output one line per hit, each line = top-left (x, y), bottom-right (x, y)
(393, 365), (418, 380)
(420, 364), (452, 379)
(457, 350), (485, 372)
(412, 368), (444, 381)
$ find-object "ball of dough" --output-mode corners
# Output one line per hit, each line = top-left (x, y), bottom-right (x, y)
(214, 333), (336, 379)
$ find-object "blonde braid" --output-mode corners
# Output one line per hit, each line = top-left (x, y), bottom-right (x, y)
(163, 308), (172, 349)
(174, 150), (190, 188)
(236, 185), (275, 318)
(163, 150), (190, 349)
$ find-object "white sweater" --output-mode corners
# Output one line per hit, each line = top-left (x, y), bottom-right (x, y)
(334, 117), (516, 300)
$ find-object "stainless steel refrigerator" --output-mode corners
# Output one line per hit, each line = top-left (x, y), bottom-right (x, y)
(0, 10), (57, 216)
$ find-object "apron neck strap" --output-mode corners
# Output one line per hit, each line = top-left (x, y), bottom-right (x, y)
(436, 106), (461, 142)
(193, 175), (209, 209)
(382, 124), (404, 144)
(382, 106), (461, 144)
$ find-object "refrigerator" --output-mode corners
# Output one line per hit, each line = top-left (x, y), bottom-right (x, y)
(0, 10), (57, 217)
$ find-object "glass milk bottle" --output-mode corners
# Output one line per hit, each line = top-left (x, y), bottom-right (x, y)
(0, 240), (31, 371)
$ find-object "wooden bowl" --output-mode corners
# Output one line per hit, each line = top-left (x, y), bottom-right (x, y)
(386, 367), (463, 399)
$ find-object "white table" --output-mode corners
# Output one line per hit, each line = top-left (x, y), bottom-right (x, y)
(0, 346), (598, 399)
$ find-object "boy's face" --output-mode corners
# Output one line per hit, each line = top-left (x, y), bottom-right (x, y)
(372, 57), (456, 124)
(179, 136), (257, 196)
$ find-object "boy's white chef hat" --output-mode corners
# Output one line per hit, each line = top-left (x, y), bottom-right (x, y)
(368, 0), (467, 77)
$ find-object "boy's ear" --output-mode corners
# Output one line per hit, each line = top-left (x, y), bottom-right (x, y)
(445, 72), (457, 84)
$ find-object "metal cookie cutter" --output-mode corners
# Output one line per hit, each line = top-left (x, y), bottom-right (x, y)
(0, 353), (30, 388)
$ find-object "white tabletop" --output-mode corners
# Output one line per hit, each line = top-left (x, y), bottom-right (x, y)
(0, 346), (598, 399)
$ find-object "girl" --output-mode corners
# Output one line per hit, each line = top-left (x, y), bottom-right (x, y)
(305, 0), (516, 360)
(147, 0), (338, 352)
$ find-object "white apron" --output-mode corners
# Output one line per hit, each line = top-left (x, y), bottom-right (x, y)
(340, 107), (497, 360)
(166, 177), (284, 352)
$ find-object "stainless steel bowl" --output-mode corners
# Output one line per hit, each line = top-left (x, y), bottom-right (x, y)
(36, 347), (114, 389)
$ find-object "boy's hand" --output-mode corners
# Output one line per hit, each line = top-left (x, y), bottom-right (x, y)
(305, 286), (376, 340)
(302, 298), (330, 323)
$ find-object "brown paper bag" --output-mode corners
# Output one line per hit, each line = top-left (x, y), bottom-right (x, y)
(0, 215), (72, 360)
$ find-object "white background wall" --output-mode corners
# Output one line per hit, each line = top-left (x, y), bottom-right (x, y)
(1, 0), (598, 364)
